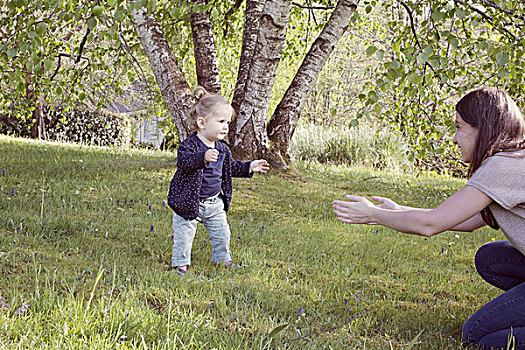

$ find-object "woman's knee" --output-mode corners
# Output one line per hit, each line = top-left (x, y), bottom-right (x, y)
(474, 241), (508, 274)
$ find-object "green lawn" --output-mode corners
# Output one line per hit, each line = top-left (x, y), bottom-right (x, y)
(0, 135), (504, 349)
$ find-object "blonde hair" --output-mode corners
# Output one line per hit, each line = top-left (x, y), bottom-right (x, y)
(189, 86), (235, 131)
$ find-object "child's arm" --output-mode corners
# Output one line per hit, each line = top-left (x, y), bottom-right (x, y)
(176, 142), (207, 172)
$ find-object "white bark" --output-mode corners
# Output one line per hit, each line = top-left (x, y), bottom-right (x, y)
(267, 0), (357, 166)
(231, 0), (266, 113)
(230, 0), (292, 159)
(132, 5), (194, 140)
(190, 0), (222, 94)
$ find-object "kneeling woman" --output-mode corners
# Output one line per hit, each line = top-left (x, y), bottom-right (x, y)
(333, 87), (525, 349)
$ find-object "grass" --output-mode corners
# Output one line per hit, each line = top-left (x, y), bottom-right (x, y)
(0, 135), (505, 349)
(290, 122), (413, 172)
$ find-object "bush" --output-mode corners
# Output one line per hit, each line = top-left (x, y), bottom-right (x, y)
(290, 122), (413, 172)
(0, 105), (132, 147)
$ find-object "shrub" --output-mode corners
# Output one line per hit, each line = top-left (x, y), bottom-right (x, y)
(290, 122), (413, 172)
(0, 105), (132, 147)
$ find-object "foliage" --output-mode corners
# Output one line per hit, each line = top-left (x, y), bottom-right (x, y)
(0, 135), (508, 349)
(357, 0), (525, 172)
(0, 0), (145, 116)
(1, 105), (132, 147)
(290, 122), (413, 172)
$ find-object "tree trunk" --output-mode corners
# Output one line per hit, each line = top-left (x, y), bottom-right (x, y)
(30, 92), (45, 139)
(230, 0), (266, 114)
(190, 0), (222, 94)
(267, 0), (357, 169)
(229, 0), (292, 160)
(132, 5), (194, 140)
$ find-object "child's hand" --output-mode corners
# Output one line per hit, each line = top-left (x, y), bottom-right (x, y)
(205, 149), (219, 162)
(250, 159), (269, 173)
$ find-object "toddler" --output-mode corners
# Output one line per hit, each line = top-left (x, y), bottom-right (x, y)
(167, 86), (269, 275)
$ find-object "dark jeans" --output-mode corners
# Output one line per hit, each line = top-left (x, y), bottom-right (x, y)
(463, 241), (525, 349)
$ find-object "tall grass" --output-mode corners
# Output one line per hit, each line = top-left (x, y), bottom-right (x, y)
(290, 122), (412, 172)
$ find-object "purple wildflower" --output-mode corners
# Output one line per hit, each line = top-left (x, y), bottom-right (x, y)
(14, 302), (30, 314)
(124, 199), (127, 204)
(2, 168), (5, 176)
(148, 205), (152, 211)
(11, 188), (15, 196)
(116, 199), (120, 205)
(234, 284), (238, 288)
(150, 224), (154, 231)
(237, 235), (241, 241)
(344, 298), (348, 304)
(296, 307), (304, 316)
(130, 199), (133, 204)
(162, 201), (167, 208)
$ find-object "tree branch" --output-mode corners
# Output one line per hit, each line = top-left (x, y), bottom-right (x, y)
(223, 0), (244, 36)
(292, 1), (335, 10)
(399, 1), (422, 49)
(454, 0), (517, 41)
(75, 27), (91, 63)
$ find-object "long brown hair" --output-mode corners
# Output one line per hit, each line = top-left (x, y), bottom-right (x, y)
(456, 87), (525, 228)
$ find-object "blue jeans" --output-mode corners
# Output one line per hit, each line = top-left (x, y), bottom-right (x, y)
(463, 241), (525, 349)
(171, 195), (232, 267)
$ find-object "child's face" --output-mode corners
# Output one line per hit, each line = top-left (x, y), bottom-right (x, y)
(452, 112), (478, 163)
(197, 104), (232, 142)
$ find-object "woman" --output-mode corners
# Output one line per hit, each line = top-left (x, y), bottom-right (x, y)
(333, 87), (525, 349)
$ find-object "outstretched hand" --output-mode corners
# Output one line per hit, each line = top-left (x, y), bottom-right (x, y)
(250, 159), (269, 173)
(332, 195), (377, 224)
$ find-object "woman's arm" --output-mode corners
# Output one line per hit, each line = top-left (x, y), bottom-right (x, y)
(371, 196), (486, 232)
(332, 185), (492, 237)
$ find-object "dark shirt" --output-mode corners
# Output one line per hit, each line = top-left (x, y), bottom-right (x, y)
(196, 137), (224, 199)
(167, 133), (253, 220)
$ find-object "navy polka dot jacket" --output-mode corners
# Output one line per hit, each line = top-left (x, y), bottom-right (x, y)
(167, 133), (252, 220)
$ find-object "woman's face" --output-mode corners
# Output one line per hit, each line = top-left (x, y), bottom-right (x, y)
(453, 112), (479, 163)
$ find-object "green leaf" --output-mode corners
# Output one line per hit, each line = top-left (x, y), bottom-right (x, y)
(350, 119), (359, 127)
(366, 45), (377, 57)
(389, 61), (401, 69)
(79, 92), (85, 100)
(87, 17), (97, 30)
(44, 58), (54, 72)
(93, 5), (103, 16)
(115, 9), (125, 22)
(495, 52), (509, 66)
(407, 73), (422, 85)
(431, 11), (444, 22)
(7, 49), (16, 58)
(416, 52), (430, 65)
(268, 323), (290, 338)
(376, 50), (384, 60)
(36, 22), (47, 35)
(211, 7), (219, 19)
(456, 8), (467, 19)
(374, 103), (382, 115)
